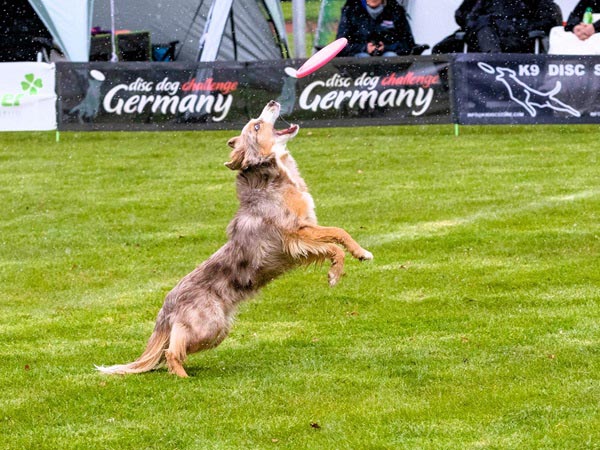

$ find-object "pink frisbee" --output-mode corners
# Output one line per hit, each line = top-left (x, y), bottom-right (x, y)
(286, 38), (347, 79)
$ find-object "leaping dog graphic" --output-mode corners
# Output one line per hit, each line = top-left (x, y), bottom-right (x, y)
(69, 70), (105, 123)
(478, 62), (581, 118)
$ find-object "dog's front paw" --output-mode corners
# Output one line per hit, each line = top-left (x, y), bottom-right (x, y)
(359, 249), (373, 261)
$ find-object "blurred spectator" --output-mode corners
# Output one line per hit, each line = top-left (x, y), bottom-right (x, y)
(336, 0), (415, 57)
(464, 0), (559, 53)
(432, 0), (479, 54)
(565, 0), (600, 40)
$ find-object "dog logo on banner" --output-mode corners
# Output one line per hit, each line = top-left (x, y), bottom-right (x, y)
(478, 62), (580, 118)
(69, 69), (106, 123)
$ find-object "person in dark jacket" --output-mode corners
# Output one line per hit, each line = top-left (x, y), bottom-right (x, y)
(432, 0), (479, 53)
(336, 0), (416, 57)
(465, 0), (560, 52)
(565, 0), (600, 40)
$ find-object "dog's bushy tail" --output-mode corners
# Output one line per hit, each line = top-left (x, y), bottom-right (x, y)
(95, 324), (170, 375)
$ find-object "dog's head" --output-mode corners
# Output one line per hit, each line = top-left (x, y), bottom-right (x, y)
(225, 100), (299, 171)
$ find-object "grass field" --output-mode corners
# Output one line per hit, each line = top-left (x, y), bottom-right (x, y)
(1, 125), (599, 449)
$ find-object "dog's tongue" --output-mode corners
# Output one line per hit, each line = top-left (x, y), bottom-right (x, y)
(276, 125), (298, 136)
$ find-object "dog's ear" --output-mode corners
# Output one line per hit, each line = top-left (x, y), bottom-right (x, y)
(225, 148), (244, 170)
(225, 136), (243, 170)
(225, 135), (275, 171)
(227, 136), (239, 149)
(226, 146), (261, 171)
(225, 149), (274, 171)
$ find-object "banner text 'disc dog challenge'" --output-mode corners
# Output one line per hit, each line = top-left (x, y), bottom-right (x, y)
(298, 72), (438, 117)
(102, 76), (235, 122)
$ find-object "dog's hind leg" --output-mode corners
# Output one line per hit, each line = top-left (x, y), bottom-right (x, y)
(166, 323), (189, 378)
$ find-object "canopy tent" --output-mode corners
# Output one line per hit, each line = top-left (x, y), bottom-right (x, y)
(0, 0), (90, 63)
(9, 0), (288, 62)
(92, 0), (289, 62)
(27, 0), (92, 62)
(0, 0), (59, 62)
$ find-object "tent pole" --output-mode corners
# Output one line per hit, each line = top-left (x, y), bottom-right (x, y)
(230, 8), (238, 61)
(292, 0), (306, 58)
(109, 0), (118, 61)
(198, 0), (233, 62)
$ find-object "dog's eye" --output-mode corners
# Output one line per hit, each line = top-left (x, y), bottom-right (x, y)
(254, 123), (260, 132)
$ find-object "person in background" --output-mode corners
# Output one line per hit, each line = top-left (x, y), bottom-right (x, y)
(565, 0), (600, 40)
(432, 0), (479, 54)
(464, 0), (560, 53)
(336, 0), (416, 57)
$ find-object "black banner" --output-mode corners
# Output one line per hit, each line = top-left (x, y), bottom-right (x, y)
(453, 53), (600, 125)
(56, 55), (600, 130)
(56, 57), (452, 131)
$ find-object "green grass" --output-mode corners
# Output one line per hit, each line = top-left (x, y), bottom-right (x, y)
(1, 125), (599, 449)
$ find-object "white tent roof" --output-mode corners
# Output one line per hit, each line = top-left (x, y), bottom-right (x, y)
(26, 0), (288, 62)
(28, 0), (92, 62)
(92, 0), (289, 62)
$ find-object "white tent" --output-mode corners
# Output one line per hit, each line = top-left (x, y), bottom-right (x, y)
(91, 0), (289, 62)
(27, 0), (92, 61)
(25, 0), (288, 62)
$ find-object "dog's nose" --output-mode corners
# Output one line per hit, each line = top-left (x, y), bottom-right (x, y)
(267, 100), (279, 108)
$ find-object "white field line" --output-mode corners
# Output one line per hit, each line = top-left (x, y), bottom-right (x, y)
(365, 189), (600, 246)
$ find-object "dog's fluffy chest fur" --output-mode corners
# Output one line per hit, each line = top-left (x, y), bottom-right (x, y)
(275, 147), (316, 224)
(233, 147), (316, 225)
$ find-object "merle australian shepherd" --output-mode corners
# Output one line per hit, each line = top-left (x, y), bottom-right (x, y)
(97, 100), (373, 377)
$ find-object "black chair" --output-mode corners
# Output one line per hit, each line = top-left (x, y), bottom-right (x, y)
(453, 2), (562, 54)
(410, 44), (430, 55)
(454, 30), (553, 54)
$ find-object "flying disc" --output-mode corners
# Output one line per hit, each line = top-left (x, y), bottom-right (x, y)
(89, 69), (105, 81)
(289, 37), (347, 79)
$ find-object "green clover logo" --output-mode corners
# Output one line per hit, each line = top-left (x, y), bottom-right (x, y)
(21, 73), (43, 95)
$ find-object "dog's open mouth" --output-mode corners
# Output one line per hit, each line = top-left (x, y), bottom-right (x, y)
(275, 124), (298, 136)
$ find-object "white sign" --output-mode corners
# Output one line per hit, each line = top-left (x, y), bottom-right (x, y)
(0, 63), (57, 131)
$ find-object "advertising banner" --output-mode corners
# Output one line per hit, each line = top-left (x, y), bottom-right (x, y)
(453, 53), (600, 125)
(56, 57), (452, 131)
(0, 63), (56, 131)
(287, 56), (452, 127)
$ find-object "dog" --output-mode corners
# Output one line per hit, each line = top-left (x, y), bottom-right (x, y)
(96, 100), (373, 378)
